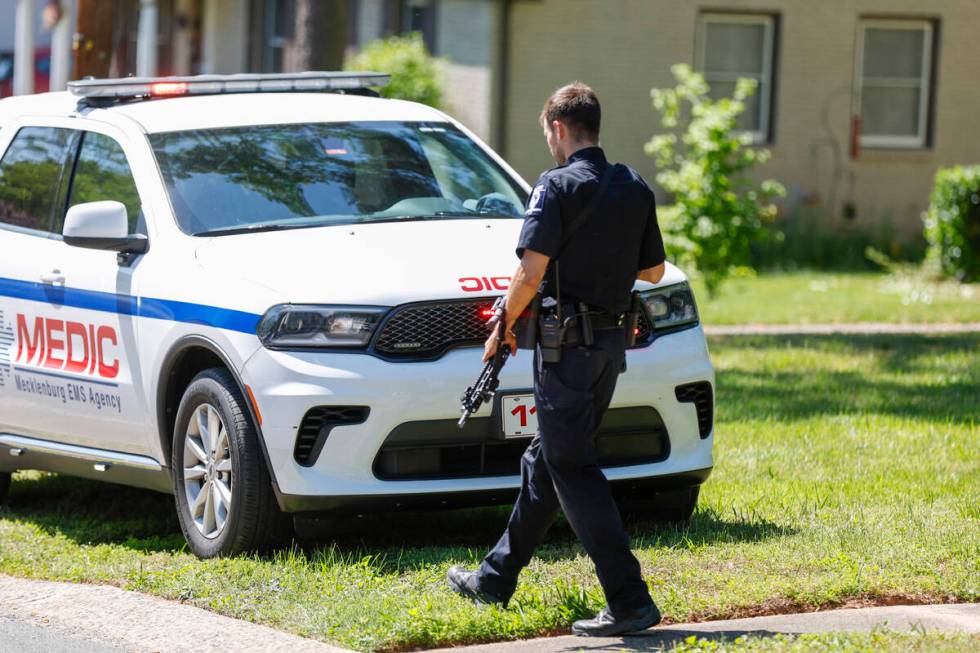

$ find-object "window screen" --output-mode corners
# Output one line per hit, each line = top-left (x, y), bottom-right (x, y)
(697, 14), (775, 142)
(858, 21), (933, 147)
(0, 126), (77, 233)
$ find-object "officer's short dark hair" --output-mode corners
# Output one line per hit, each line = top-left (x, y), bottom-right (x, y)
(540, 82), (601, 142)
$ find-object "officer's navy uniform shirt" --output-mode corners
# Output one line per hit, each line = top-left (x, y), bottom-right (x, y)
(516, 146), (666, 314)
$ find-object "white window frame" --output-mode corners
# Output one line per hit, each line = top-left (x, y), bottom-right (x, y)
(696, 12), (775, 144)
(855, 19), (933, 149)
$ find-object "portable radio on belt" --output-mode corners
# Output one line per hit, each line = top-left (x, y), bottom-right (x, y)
(537, 295), (563, 364)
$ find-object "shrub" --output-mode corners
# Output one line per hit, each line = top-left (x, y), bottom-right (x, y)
(646, 64), (784, 296)
(923, 165), (980, 282)
(749, 207), (927, 272)
(345, 33), (443, 109)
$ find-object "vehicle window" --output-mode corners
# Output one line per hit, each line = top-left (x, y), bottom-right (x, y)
(0, 126), (77, 233)
(64, 131), (142, 234)
(149, 121), (526, 236)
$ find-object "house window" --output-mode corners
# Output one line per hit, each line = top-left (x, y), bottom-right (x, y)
(696, 13), (776, 143)
(264, 0), (295, 72)
(856, 20), (934, 148)
(384, 0), (437, 52)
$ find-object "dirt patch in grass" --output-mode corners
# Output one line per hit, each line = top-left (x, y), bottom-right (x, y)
(673, 591), (963, 624)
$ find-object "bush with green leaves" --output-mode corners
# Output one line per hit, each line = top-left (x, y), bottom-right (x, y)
(646, 64), (784, 296)
(345, 33), (443, 109)
(923, 165), (980, 282)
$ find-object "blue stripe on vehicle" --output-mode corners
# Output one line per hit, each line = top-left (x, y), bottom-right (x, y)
(0, 277), (261, 335)
(14, 365), (120, 388)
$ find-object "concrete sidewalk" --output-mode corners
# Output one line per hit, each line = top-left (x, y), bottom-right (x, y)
(0, 575), (347, 653)
(431, 604), (980, 653)
(1, 574), (977, 653)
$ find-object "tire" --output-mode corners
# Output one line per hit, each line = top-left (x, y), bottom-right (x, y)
(620, 486), (700, 524)
(0, 472), (10, 505)
(172, 367), (292, 558)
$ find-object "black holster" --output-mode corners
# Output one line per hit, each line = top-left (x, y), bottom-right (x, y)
(513, 292), (541, 350)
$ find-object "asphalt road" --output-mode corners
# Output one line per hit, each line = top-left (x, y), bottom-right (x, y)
(0, 616), (128, 653)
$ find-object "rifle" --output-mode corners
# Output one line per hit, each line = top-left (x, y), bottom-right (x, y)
(458, 296), (510, 428)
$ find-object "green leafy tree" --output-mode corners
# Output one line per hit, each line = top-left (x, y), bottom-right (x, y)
(646, 64), (784, 296)
(346, 33), (444, 109)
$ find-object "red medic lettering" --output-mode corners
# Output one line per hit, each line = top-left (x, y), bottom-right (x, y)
(16, 314), (44, 364)
(14, 314), (120, 380)
(96, 326), (119, 379)
(44, 319), (65, 369)
(459, 276), (512, 292)
(64, 321), (89, 373)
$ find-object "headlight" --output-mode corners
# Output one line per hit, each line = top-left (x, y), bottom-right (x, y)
(257, 304), (387, 348)
(640, 282), (699, 331)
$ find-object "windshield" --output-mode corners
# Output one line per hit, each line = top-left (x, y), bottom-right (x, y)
(149, 121), (527, 235)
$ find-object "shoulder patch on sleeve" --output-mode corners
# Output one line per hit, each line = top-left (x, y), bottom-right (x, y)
(525, 183), (547, 216)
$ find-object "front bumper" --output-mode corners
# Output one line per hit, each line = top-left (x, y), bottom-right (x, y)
(242, 325), (715, 513)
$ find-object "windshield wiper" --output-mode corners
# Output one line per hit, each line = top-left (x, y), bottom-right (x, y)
(196, 212), (520, 235)
(362, 212), (517, 224)
(193, 222), (323, 237)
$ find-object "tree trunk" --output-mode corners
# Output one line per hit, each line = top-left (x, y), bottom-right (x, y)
(292, 0), (347, 71)
(74, 0), (118, 78)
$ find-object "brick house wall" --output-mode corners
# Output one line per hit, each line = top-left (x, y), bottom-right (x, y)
(502, 0), (980, 240)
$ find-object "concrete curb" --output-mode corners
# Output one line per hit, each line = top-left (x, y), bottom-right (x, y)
(0, 575), (352, 653)
(1, 575), (977, 653)
(704, 322), (980, 335)
(431, 604), (980, 653)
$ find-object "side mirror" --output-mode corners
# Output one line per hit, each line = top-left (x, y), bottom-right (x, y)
(63, 201), (148, 264)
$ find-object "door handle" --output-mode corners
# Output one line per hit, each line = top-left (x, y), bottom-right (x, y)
(40, 270), (66, 285)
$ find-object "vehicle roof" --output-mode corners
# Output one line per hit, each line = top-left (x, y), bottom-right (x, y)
(0, 91), (449, 134)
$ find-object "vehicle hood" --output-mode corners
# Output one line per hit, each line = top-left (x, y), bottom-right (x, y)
(194, 219), (688, 306)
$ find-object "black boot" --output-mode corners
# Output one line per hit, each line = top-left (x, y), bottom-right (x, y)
(571, 603), (661, 637)
(446, 566), (508, 608)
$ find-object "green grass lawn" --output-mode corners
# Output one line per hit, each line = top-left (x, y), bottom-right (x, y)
(690, 271), (980, 325)
(1, 334), (977, 651)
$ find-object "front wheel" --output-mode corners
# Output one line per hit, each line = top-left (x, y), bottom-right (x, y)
(620, 486), (700, 524)
(172, 368), (291, 558)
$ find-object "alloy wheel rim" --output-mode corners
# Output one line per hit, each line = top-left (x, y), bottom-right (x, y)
(182, 403), (233, 539)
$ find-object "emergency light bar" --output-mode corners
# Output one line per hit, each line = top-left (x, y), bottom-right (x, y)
(68, 71), (390, 103)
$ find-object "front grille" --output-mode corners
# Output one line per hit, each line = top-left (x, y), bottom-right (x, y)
(373, 298), (656, 361)
(294, 406), (369, 466)
(674, 382), (713, 438)
(374, 407), (668, 480)
(373, 298), (496, 359)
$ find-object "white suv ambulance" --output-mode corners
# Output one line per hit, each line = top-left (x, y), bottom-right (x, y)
(0, 73), (714, 558)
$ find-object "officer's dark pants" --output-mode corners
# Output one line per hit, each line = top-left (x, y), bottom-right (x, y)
(476, 327), (653, 615)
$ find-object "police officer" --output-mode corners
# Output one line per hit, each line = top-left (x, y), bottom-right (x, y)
(447, 82), (667, 637)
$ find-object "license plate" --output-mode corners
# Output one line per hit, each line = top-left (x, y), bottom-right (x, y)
(501, 393), (538, 437)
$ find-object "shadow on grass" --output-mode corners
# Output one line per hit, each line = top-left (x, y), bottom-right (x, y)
(609, 628), (794, 651)
(2, 473), (793, 566)
(713, 333), (979, 423)
(11, 333), (960, 560)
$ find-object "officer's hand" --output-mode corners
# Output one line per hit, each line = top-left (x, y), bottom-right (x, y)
(482, 330), (498, 363)
(483, 322), (518, 362)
